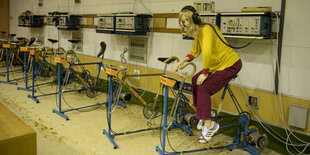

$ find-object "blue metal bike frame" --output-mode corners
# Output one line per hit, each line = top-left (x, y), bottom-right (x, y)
(52, 62), (107, 120)
(0, 48), (17, 85)
(103, 74), (159, 149)
(28, 54), (83, 103)
(17, 50), (33, 91)
(155, 83), (259, 155)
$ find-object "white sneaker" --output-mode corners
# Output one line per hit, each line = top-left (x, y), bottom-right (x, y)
(197, 119), (204, 130)
(197, 111), (216, 130)
(198, 121), (220, 143)
(211, 110), (216, 117)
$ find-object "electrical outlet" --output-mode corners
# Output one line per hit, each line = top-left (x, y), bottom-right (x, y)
(246, 94), (259, 109)
(36, 36), (44, 45)
(38, 0), (43, 6)
(96, 64), (100, 71)
(133, 69), (140, 80)
(96, 64), (105, 72)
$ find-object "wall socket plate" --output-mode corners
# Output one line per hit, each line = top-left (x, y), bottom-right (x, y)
(72, 31), (83, 52)
(38, 0), (43, 6)
(133, 69), (140, 80)
(288, 104), (309, 129)
(246, 94), (260, 109)
(96, 64), (105, 72)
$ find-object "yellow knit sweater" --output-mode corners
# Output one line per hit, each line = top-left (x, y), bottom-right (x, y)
(186, 25), (240, 74)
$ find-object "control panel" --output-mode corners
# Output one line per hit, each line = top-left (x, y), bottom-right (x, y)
(96, 14), (115, 33)
(46, 12), (68, 26)
(18, 11), (43, 27)
(57, 15), (81, 30)
(220, 12), (272, 37)
(46, 16), (55, 26)
(116, 16), (135, 29)
(98, 17), (114, 29)
(115, 14), (151, 35)
(200, 13), (220, 26)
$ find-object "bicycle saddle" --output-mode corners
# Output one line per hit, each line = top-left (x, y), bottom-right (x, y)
(157, 57), (177, 64)
(25, 10), (32, 16)
(97, 41), (106, 58)
(48, 39), (58, 43)
(28, 37), (36, 46)
(68, 39), (80, 44)
(9, 34), (16, 38)
(1, 31), (6, 34)
(17, 37), (25, 41)
(51, 12), (60, 22)
(51, 11), (59, 16)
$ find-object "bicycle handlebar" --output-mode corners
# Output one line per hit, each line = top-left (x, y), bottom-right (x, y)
(178, 61), (196, 78)
(163, 56), (196, 79)
(163, 56), (179, 64)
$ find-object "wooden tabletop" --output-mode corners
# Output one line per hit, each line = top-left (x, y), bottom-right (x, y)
(0, 103), (36, 143)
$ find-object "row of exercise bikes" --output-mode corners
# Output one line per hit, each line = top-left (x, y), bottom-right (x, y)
(0, 32), (268, 155)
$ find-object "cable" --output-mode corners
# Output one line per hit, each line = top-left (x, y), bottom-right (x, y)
(157, 86), (183, 153)
(163, 100), (240, 154)
(251, 109), (308, 147)
(272, 13), (310, 155)
(60, 76), (103, 112)
(7, 47), (24, 81)
(106, 102), (117, 135)
(34, 79), (52, 95)
(224, 31), (310, 154)
(106, 78), (118, 135)
(166, 124), (178, 153)
(133, 0), (154, 96)
(31, 61), (55, 95)
(53, 63), (103, 112)
(61, 85), (102, 113)
(235, 46), (310, 155)
(250, 109), (310, 155)
(236, 75), (310, 149)
(203, 23), (257, 49)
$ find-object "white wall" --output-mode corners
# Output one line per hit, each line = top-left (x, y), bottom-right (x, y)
(10, 0), (310, 101)
(281, 0), (310, 100)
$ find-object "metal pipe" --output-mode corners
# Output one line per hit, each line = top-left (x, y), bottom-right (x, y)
(275, 0), (286, 94)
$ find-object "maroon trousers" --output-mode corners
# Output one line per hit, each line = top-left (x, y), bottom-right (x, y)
(192, 59), (242, 120)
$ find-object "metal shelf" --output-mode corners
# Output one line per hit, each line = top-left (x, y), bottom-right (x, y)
(224, 35), (265, 39)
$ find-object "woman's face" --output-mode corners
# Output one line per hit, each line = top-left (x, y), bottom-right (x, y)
(180, 14), (190, 28)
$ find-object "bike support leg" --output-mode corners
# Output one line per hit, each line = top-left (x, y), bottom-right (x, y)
(0, 48), (17, 85)
(53, 63), (106, 120)
(17, 51), (33, 91)
(156, 85), (169, 155)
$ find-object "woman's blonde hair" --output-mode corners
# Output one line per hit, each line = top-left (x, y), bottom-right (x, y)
(178, 10), (202, 38)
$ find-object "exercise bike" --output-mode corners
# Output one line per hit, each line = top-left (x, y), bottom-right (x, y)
(62, 40), (107, 98)
(156, 56), (267, 155)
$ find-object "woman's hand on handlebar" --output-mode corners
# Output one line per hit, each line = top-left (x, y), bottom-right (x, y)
(197, 73), (208, 85)
(174, 57), (190, 72)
